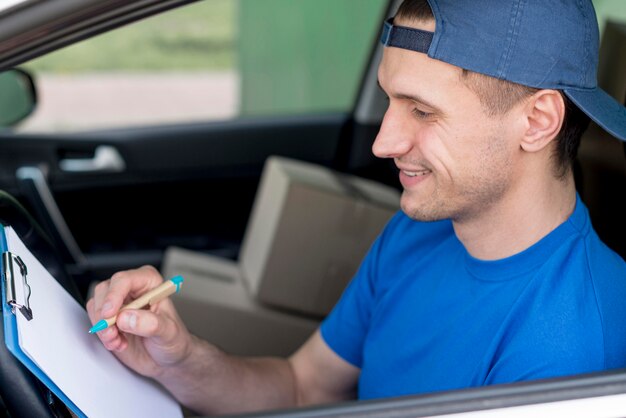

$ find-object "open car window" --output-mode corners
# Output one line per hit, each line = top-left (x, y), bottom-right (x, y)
(15, 0), (387, 133)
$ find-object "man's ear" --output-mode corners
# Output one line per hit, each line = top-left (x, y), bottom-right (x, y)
(520, 89), (565, 153)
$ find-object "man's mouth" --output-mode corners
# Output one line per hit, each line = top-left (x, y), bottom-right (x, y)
(401, 169), (431, 177)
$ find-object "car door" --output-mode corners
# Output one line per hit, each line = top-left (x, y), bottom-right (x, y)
(0, 0), (391, 297)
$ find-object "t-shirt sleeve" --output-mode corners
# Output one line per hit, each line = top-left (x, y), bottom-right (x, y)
(320, 212), (401, 368)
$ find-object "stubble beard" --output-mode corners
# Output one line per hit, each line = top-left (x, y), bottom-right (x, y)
(400, 135), (513, 223)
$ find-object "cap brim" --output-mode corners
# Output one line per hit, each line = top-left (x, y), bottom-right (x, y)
(564, 87), (626, 142)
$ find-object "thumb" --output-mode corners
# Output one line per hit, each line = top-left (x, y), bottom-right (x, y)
(116, 309), (190, 368)
(117, 309), (165, 339)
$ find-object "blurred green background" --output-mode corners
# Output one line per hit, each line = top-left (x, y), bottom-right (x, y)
(24, 0), (387, 116)
(238, 0), (386, 114)
(21, 0), (625, 117)
(594, 0), (626, 33)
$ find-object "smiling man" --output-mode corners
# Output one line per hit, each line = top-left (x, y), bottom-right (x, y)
(319, 0), (626, 399)
(87, 0), (626, 414)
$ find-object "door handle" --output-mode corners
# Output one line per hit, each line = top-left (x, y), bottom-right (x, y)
(59, 145), (126, 173)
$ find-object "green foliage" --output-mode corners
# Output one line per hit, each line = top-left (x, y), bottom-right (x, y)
(23, 0), (235, 73)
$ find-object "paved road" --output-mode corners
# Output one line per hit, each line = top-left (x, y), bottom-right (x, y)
(18, 71), (239, 133)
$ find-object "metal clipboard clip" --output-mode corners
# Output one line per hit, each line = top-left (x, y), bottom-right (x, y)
(2, 251), (33, 321)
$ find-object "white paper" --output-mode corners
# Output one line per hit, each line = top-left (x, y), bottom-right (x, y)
(6, 227), (182, 418)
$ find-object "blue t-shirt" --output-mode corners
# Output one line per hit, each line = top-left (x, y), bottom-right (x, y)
(321, 195), (626, 399)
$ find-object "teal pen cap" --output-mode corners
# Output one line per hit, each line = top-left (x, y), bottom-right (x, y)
(170, 275), (184, 292)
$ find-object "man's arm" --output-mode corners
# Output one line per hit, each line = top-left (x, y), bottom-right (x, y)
(86, 266), (359, 415)
(159, 330), (359, 415)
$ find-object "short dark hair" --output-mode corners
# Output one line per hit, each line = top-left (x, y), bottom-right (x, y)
(395, 0), (591, 179)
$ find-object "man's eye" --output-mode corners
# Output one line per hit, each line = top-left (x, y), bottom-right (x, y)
(411, 108), (431, 119)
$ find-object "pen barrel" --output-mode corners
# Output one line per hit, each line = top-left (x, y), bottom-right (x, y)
(122, 280), (177, 311)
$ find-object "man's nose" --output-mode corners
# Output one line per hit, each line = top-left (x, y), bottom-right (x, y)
(372, 108), (413, 159)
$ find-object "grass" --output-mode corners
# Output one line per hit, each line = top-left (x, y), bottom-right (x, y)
(24, 0), (236, 73)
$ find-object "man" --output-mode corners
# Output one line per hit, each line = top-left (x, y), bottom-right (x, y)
(87, 0), (626, 414)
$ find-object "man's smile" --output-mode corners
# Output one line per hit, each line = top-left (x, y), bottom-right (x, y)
(401, 169), (431, 177)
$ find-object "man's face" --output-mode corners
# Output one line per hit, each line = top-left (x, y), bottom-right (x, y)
(374, 19), (523, 223)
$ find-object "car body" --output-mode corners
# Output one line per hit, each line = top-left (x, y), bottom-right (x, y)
(0, 0), (625, 417)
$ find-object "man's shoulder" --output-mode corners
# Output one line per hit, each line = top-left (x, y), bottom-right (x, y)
(555, 226), (626, 307)
(539, 214), (625, 283)
(584, 229), (626, 277)
(525, 228), (626, 370)
(487, 252), (626, 384)
(579, 231), (626, 367)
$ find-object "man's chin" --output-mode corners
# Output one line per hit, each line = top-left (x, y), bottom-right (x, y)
(400, 199), (445, 222)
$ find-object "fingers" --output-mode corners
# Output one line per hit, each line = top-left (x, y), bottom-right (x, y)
(118, 296), (184, 341)
(102, 265), (164, 317)
(100, 326), (129, 352)
(86, 297), (128, 351)
(116, 307), (192, 369)
(87, 265), (164, 350)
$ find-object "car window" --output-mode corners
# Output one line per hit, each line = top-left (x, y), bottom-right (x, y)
(16, 0), (387, 133)
(594, 0), (626, 32)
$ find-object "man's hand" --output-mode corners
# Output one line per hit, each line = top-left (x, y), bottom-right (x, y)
(86, 265), (359, 415)
(86, 265), (193, 379)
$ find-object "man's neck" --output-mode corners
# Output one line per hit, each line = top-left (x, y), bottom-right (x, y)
(452, 174), (577, 261)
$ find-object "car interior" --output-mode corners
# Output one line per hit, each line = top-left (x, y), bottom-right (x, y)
(0, 0), (624, 417)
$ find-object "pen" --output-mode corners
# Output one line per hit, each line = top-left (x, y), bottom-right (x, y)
(88, 275), (184, 334)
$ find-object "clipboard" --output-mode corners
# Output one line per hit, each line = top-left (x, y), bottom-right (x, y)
(0, 223), (183, 418)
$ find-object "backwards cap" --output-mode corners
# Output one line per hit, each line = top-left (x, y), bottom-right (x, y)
(381, 0), (626, 142)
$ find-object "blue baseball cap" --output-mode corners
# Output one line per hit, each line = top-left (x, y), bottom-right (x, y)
(381, 0), (626, 142)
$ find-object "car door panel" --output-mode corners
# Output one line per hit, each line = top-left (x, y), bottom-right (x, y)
(0, 112), (349, 288)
